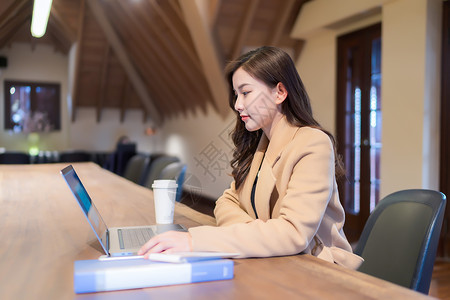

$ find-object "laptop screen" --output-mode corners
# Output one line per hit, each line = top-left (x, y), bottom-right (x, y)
(61, 165), (108, 252)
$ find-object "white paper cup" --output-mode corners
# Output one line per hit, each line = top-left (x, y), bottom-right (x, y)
(152, 180), (178, 224)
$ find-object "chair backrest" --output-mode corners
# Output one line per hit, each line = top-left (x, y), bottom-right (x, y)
(159, 162), (187, 202)
(59, 151), (91, 163)
(143, 156), (179, 189)
(114, 143), (137, 176)
(137, 153), (167, 185)
(123, 154), (150, 185)
(354, 189), (446, 294)
(0, 152), (30, 164)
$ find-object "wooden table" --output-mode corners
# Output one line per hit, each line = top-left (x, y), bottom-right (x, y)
(0, 163), (434, 299)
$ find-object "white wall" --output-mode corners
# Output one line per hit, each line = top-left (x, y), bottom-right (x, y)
(0, 43), (70, 151)
(382, 0), (442, 195)
(292, 0), (443, 197)
(423, 0), (443, 188)
(153, 106), (235, 199)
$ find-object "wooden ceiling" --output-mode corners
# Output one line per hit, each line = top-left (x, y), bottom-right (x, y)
(0, 0), (307, 126)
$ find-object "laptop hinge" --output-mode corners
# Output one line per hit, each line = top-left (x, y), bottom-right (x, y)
(103, 229), (110, 256)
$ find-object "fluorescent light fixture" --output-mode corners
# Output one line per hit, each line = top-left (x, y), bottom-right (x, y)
(31, 0), (53, 38)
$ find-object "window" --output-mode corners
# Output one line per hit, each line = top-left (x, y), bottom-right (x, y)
(336, 23), (381, 242)
(4, 80), (61, 133)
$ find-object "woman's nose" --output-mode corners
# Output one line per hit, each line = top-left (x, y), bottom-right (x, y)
(234, 95), (243, 112)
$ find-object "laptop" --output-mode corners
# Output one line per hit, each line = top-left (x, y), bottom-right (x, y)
(60, 165), (186, 257)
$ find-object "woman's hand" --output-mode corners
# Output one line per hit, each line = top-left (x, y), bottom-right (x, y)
(138, 231), (193, 258)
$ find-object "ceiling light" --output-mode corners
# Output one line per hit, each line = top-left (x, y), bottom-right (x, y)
(31, 0), (53, 38)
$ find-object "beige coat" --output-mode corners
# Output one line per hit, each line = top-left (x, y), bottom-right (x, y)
(189, 117), (363, 269)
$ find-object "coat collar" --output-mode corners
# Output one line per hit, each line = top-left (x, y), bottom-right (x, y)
(263, 116), (300, 167)
(240, 116), (300, 220)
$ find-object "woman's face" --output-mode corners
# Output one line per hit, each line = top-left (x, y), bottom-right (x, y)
(232, 67), (283, 136)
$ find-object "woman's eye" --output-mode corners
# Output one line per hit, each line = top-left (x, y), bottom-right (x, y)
(243, 91), (250, 96)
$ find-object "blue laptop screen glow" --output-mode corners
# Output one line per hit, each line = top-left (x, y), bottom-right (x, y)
(61, 165), (108, 243)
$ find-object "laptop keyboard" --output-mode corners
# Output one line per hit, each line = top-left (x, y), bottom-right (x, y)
(118, 227), (155, 249)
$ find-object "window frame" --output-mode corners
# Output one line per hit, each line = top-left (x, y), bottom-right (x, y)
(4, 80), (61, 133)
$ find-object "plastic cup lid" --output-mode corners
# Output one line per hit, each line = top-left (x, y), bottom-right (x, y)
(152, 179), (178, 189)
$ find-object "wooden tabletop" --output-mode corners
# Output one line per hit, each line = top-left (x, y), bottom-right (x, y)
(0, 163), (434, 299)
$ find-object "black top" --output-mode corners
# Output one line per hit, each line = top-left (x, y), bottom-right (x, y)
(251, 174), (259, 219)
(250, 155), (265, 219)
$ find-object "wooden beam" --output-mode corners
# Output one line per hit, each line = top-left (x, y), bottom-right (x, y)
(0, 0), (30, 30)
(46, 15), (73, 53)
(107, 1), (174, 117)
(207, 0), (221, 27)
(178, 0), (229, 118)
(97, 45), (110, 123)
(0, 4), (31, 37)
(117, 1), (189, 115)
(86, 0), (162, 126)
(71, 0), (86, 122)
(50, 4), (77, 43)
(0, 7), (31, 49)
(148, 0), (202, 74)
(46, 24), (70, 54)
(105, 7), (170, 121)
(167, 0), (184, 22)
(157, 0), (217, 114)
(135, 1), (209, 115)
(266, 0), (296, 46)
(230, 0), (259, 60)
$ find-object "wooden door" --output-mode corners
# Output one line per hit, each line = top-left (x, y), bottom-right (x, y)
(439, 0), (450, 258)
(336, 24), (382, 242)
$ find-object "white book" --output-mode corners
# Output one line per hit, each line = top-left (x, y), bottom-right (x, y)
(74, 258), (234, 293)
(147, 251), (240, 263)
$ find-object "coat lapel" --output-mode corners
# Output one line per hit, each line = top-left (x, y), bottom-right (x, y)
(239, 135), (268, 219)
(254, 117), (300, 221)
(254, 160), (275, 221)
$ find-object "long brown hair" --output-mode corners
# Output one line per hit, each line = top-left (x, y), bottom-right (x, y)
(225, 46), (344, 190)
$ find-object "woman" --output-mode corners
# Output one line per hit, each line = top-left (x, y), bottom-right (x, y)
(139, 46), (363, 269)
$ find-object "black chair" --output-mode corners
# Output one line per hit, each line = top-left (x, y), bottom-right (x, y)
(123, 154), (151, 185)
(59, 151), (91, 163)
(354, 189), (446, 294)
(143, 156), (180, 189)
(90, 152), (110, 167)
(103, 143), (137, 176)
(158, 162), (187, 202)
(115, 143), (137, 176)
(0, 152), (30, 164)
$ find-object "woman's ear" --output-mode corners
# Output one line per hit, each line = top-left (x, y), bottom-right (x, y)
(275, 82), (288, 104)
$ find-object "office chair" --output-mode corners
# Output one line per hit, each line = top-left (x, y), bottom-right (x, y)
(123, 154), (151, 185)
(159, 162), (187, 202)
(0, 152), (30, 164)
(354, 189), (446, 294)
(59, 151), (91, 163)
(103, 143), (137, 176)
(114, 143), (137, 176)
(143, 156), (179, 190)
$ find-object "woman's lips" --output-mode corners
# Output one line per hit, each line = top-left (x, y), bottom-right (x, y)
(241, 115), (249, 121)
